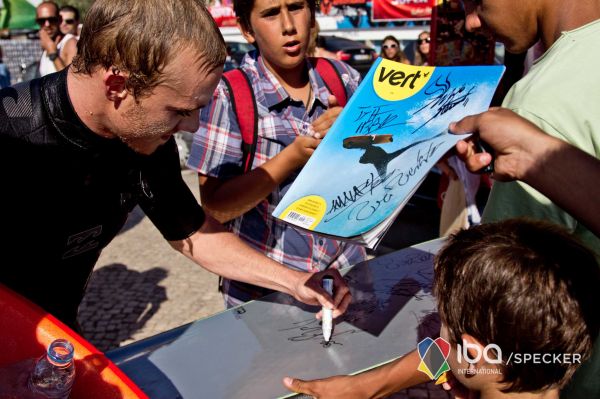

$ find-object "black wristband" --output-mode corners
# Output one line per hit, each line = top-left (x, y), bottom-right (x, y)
(48, 52), (58, 61)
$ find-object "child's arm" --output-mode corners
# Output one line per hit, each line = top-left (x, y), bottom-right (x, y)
(199, 134), (322, 223)
(282, 350), (430, 399)
(199, 95), (344, 223)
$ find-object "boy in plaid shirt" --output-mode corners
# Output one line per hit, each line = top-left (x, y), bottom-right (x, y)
(187, 0), (367, 307)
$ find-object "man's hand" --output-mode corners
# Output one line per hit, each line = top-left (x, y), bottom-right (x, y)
(292, 269), (351, 319)
(449, 108), (541, 182)
(311, 95), (342, 138)
(39, 29), (58, 53)
(283, 375), (367, 399)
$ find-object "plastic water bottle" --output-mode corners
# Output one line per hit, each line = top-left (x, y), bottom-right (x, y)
(28, 339), (76, 399)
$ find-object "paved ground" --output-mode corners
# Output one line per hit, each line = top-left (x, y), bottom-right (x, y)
(78, 169), (450, 398)
(78, 170), (223, 351)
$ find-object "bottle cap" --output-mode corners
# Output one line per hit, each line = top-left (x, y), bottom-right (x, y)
(47, 339), (74, 365)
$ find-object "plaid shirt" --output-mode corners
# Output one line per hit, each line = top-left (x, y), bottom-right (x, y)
(187, 51), (367, 307)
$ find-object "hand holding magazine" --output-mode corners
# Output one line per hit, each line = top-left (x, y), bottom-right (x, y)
(273, 58), (505, 248)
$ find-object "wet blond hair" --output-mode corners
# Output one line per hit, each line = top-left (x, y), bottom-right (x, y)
(72, 0), (227, 98)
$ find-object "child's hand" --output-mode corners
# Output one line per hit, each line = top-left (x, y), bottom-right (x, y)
(285, 135), (323, 166)
(283, 374), (366, 399)
(311, 95), (342, 138)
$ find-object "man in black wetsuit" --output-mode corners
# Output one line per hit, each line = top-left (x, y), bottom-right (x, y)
(0, 0), (350, 329)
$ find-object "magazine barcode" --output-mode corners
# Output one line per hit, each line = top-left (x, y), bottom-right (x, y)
(284, 211), (315, 229)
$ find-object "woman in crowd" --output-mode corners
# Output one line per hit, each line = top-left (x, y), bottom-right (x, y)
(379, 35), (410, 64)
(414, 30), (430, 66)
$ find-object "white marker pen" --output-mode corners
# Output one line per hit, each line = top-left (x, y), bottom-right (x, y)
(322, 276), (334, 343)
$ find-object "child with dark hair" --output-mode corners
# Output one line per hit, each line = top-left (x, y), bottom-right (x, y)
(187, 0), (366, 307)
(434, 219), (599, 397)
(285, 219), (600, 398)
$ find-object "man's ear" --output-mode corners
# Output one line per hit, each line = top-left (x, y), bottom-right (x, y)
(103, 68), (128, 104)
(237, 18), (255, 44)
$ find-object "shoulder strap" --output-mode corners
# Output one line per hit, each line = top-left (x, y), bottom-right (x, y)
(311, 57), (348, 107)
(222, 68), (258, 173)
(221, 59), (346, 174)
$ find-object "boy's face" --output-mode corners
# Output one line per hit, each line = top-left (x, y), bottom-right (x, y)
(241, 0), (313, 75)
(462, 0), (539, 54)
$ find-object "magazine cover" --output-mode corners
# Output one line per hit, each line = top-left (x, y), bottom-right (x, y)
(273, 58), (505, 247)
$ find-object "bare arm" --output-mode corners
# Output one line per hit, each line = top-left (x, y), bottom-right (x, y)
(200, 95), (342, 223)
(450, 108), (600, 237)
(199, 135), (320, 222)
(169, 215), (352, 317)
(283, 350), (428, 399)
(59, 37), (78, 67)
(39, 31), (76, 72)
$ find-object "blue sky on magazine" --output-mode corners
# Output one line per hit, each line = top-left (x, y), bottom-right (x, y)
(275, 60), (504, 237)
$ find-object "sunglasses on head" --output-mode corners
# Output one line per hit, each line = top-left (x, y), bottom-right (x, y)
(62, 18), (76, 25)
(418, 38), (431, 44)
(382, 44), (398, 49)
(36, 16), (60, 26)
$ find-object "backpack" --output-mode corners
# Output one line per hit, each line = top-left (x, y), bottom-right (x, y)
(221, 57), (348, 173)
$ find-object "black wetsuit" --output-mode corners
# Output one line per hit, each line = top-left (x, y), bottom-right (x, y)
(0, 69), (205, 327)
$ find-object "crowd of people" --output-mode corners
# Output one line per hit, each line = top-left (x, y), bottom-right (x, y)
(378, 30), (430, 66)
(0, 0), (598, 398)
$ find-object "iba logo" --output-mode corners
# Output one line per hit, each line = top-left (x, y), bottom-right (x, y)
(373, 59), (433, 101)
(417, 337), (451, 380)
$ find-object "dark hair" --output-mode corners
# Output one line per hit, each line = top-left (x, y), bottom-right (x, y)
(434, 219), (599, 393)
(234, 0), (317, 33)
(59, 5), (80, 21)
(382, 35), (399, 46)
(72, 0), (226, 99)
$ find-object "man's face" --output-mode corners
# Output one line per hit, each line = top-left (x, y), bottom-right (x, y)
(462, 0), (538, 53)
(36, 4), (61, 40)
(110, 51), (222, 155)
(242, 0), (313, 75)
(59, 10), (78, 36)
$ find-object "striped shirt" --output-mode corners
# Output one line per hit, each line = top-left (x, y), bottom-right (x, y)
(187, 51), (367, 307)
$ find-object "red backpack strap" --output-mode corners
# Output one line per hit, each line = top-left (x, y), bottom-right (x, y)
(311, 57), (348, 107)
(222, 68), (258, 173)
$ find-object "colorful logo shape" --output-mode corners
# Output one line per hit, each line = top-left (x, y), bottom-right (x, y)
(417, 337), (451, 380)
(372, 59), (433, 101)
